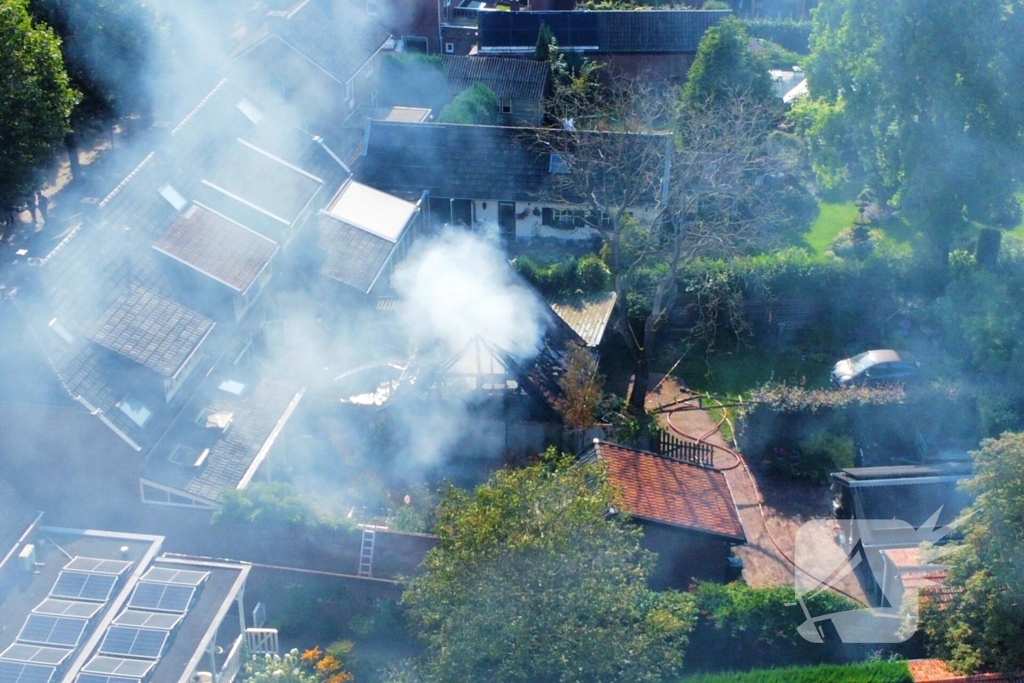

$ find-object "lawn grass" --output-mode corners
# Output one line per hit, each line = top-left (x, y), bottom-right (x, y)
(672, 348), (832, 400)
(803, 201), (858, 257)
(676, 661), (913, 683)
(1008, 191), (1024, 241)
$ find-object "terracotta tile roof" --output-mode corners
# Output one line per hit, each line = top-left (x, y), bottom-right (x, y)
(153, 204), (278, 292)
(908, 659), (1022, 682)
(589, 441), (745, 541)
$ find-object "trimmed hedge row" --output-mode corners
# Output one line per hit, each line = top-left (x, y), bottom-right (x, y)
(678, 661), (913, 683)
(743, 18), (813, 54)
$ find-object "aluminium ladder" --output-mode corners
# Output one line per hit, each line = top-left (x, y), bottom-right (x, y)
(358, 528), (375, 578)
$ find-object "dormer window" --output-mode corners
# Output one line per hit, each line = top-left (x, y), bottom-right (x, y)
(236, 98), (263, 124)
(158, 184), (187, 212)
(196, 409), (234, 431)
(168, 444), (210, 468)
(549, 153), (570, 174)
(118, 395), (152, 427)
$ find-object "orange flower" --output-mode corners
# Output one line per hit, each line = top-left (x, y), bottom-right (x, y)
(300, 648), (321, 665)
(315, 656), (341, 675)
(325, 673), (353, 683)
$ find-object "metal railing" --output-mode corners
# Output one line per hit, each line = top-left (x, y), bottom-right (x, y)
(217, 634), (245, 683)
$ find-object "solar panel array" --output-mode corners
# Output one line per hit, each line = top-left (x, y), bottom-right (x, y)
(50, 572), (118, 603)
(77, 564), (210, 683)
(0, 557), (131, 683)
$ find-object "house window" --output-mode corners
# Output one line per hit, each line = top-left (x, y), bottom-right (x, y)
(366, 0), (379, 13)
(549, 154), (571, 174)
(445, 42), (455, 54)
(118, 395), (152, 427)
(345, 80), (355, 109)
(543, 208), (586, 229)
(500, 98), (512, 115)
(158, 184), (187, 211)
(402, 36), (428, 54)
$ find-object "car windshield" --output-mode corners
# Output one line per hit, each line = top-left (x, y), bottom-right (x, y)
(850, 352), (874, 373)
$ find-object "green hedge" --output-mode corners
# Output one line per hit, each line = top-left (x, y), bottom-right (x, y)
(743, 19), (813, 54)
(678, 661), (913, 683)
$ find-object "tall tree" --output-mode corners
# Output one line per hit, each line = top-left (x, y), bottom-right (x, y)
(921, 431), (1024, 674)
(683, 16), (775, 106)
(402, 451), (695, 683)
(539, 81), (790, 411)
(800, 0), (1024, 265)
(27, 0), (161, 119)
(0, 0), (79, 216)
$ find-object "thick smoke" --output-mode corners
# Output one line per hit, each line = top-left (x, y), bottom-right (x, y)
(394, 229), (548, 359)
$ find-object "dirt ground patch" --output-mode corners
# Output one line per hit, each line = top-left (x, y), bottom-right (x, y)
(647, 374), (870, 605)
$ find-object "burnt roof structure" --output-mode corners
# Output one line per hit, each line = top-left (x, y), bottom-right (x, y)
(582, 441), (745, 541)
(478, 9), (729, 54)
(442, 55), (549, 101)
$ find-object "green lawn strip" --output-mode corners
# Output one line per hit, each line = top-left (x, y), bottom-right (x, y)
(676, 660), (913, 683)
(804, 201), (858, 257)
(673, 349), (832, 401)
(1008, 191), (1024, 241)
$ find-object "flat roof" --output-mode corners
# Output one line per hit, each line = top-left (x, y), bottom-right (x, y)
(325, 181), (417, 243)
(0, 528), (247, 683)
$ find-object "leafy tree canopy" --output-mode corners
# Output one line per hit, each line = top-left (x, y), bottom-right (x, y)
(27, 0), (162, 118)
(799, 0), (1024, 263)
(0, 0), (79, 210)
(683, 17), (775, 106)
(438, 83), (498, 125)
(401, 451), (695, 682)
(922, 431), (1024, 674)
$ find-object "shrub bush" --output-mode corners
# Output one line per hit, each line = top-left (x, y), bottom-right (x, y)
(686, 582), (861, 672)
(438, 83), (498, 125)
(514, 252), (612, 295)
(575, 253), (612, 291)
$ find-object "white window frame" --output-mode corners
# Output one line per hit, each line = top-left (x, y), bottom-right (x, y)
(445, 42), (455, 54)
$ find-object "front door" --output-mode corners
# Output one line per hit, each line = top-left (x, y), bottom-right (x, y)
(497, 202), (516, 244)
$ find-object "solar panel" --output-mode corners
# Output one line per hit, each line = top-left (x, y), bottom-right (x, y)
(75, 674), (141, 683)
(98, 627), (167, 660)
(0, 661), (56, 683)
(50, 572), (117, 602)
(17, 615), (88, 648)
(81, 658), (153, 679)
(0, 645), (72, 666)
(140, 567), (209, 587)
(64, 558), (133, 576)
(113, 611), (182, 631)
(32, 599), (103, 620)
(128, 582), (194, 613)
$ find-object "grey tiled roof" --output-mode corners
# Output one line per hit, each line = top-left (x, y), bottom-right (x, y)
(273, 0), (391, 84)
(357, 121), (554, 202)
(199, 139), (324, 226)
(478, 9), (729, 53)
(318, 214), (394, 293)
(547, 291), (617, 347)
(443, 55), (549, 101)
(143, 377), (303, 503)
(85, 286), (215, 378)
(153, 205), (278, 293)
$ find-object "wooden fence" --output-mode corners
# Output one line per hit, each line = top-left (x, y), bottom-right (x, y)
(654, 428), (714, 467)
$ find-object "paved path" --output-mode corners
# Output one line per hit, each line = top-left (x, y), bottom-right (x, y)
(647, 374), (870, 604)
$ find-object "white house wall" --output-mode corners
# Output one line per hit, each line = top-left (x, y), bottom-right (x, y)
(471, 200), (600, 242)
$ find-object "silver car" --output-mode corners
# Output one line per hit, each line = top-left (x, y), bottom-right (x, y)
(831, 350), (920, 386)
